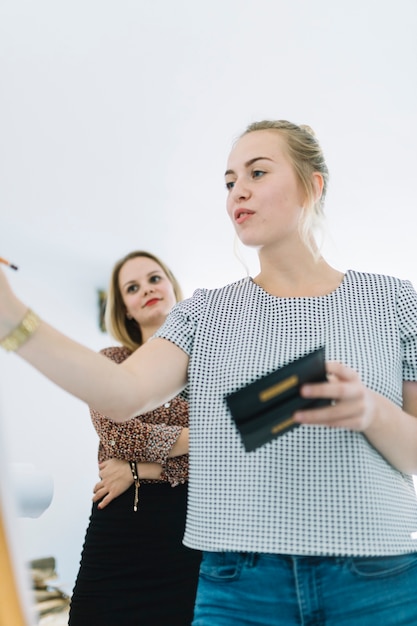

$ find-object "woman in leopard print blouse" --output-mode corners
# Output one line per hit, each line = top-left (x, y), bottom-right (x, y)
(68, 250), (201, 626)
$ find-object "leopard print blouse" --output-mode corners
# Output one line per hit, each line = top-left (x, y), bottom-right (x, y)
(90, 346), (189, 487)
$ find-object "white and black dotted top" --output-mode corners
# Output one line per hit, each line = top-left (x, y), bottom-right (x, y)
(154, 270), (417, 556)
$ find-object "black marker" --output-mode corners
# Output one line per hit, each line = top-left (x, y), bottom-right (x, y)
(0, 257), (19, 270)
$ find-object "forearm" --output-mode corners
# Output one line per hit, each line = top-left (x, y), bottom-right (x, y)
(168, 427), (189, 457)
(2, 306), (187, 421)
(137, 462), (163, 480)
(99, 420), (184, 463)
(14, 318), (147, 419)
(364, 392), (417, 474)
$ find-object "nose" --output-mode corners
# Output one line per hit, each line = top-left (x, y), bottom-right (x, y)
(143, 284), (155, 296)
(231, 177), (250, 201)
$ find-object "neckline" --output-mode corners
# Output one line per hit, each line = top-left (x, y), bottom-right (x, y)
(248, 270), (350, 300)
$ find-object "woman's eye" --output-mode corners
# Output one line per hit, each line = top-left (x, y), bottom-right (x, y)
(252, 170), (265, 179)
(225, 181), (235, 190)
(127, 284), (139, 294)
(149, 275), (161, 284)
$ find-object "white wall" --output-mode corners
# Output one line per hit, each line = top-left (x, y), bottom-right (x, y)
(0, 278), (110, 595)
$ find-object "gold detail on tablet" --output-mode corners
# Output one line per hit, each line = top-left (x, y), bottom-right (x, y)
(271, 416), (295, 434)
(259, 375), (298, 402)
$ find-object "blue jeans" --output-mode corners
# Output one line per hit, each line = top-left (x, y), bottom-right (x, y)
(192, 551), (417, 625)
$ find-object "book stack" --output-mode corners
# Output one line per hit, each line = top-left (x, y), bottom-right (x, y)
(29, 557), (70, 624)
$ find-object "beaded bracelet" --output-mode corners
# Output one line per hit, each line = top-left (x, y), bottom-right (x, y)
(0, 309), (41, 352)
(129, 461), (140, 512)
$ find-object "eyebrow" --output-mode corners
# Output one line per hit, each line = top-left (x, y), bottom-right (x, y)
(122, 271), (161, 288)
(224, 156), (274, 177)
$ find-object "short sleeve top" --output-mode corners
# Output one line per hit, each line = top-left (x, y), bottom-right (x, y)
(154, 270), (417, 556)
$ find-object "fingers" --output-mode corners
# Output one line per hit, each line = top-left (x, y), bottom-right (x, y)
(293, 397), (366, 430)
(300, 361), (362, 403)
(96, 486), (122, 509)
(294, 361), (373, 432)
(92, 483), (117, 508)
(325, 360), (358, 379)
(92, 481), (109, 502)
(97, 494), (112, 509)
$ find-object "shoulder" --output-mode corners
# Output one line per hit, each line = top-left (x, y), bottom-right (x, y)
(345, 269), (401, 286)
(166, 278), (249, 318)
(344, 269), (412, 295)
(99, 345), (133, 363)
(184, 277), (252, 307)
(345, 270), (417, 310)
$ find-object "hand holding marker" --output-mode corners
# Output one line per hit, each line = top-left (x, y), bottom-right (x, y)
(0, 257), (18, 271)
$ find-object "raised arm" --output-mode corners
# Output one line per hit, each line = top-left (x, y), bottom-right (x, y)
(0, 268), (189, 421)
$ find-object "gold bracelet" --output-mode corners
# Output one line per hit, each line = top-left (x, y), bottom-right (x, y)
(0, 309), (41, 352)
(129, 461), (140, 512)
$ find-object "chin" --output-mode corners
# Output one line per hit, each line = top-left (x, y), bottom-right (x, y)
(236, 235), (262, 248)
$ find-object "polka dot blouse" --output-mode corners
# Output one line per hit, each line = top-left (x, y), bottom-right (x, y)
(154, 270), (417, 556)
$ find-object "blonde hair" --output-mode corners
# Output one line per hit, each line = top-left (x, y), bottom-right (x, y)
(104, 250), (183, 352)
(241, 120), (329, 253)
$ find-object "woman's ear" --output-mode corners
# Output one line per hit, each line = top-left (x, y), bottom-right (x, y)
(312, 172), (324, 202)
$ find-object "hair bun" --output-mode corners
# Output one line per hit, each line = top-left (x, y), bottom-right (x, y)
(299, 124), (316, 137)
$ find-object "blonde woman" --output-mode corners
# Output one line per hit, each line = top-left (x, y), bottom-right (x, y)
(69, 251), (200, 625)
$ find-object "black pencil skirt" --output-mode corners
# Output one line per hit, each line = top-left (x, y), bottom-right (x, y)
(68, 482), (201, 626)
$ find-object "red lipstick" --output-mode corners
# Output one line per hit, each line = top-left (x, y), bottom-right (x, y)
(145, 298), (160, 307)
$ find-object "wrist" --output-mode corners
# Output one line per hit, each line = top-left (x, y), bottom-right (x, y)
(0, 308), (41, 352)
(0, 299), (27, 336)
